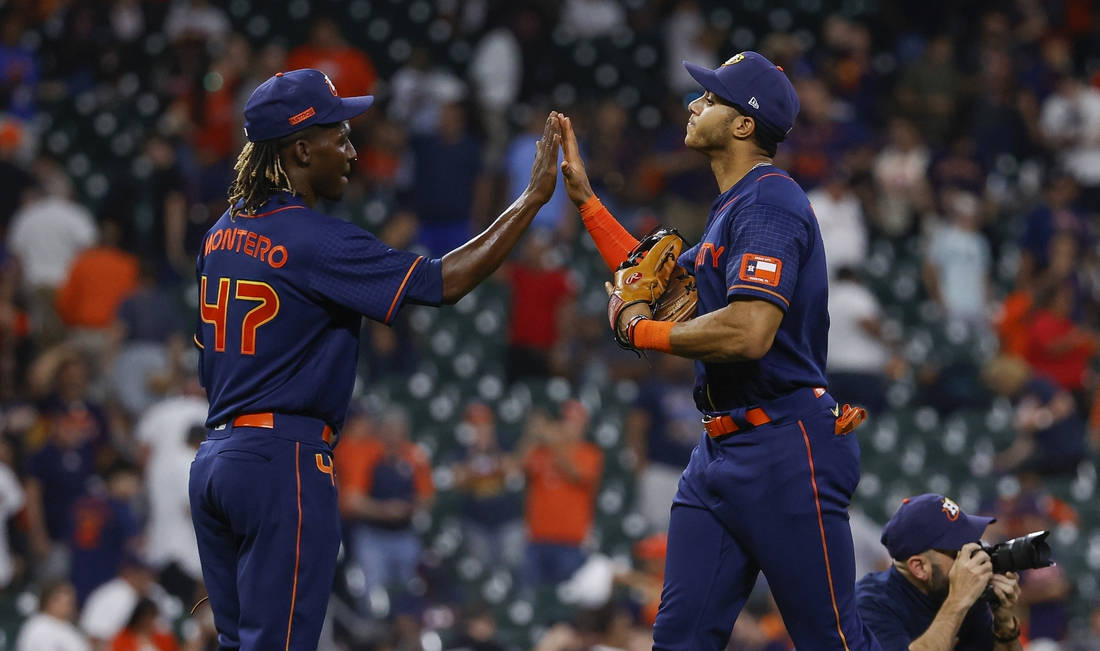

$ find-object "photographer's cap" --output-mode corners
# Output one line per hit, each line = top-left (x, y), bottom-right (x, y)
(683, 51), (800, 140)
(243, 69), (374, 143)
(881, 494), (996, 560)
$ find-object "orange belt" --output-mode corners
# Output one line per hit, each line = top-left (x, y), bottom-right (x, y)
(232, 412), (334, 446)
(702, 407), (772, 438)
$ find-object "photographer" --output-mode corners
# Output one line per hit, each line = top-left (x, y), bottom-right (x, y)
(855, 494), (1022, 650)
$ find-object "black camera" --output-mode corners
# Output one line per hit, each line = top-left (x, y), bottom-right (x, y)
(975, 530), (1053, 604)
(979, 530), (1053, 573)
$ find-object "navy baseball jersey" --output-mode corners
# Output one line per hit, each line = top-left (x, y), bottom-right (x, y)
(678, 164), (829, 411)
(195, 192), (442, 429)
(856, 567), (995, 649)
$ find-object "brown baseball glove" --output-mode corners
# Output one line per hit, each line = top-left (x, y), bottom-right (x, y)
(607, 227), (698, 347)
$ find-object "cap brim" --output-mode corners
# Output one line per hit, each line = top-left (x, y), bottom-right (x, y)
(937, 515), (996, 551)
(318, 95), (375, 124)
(683, 61), (735, 105)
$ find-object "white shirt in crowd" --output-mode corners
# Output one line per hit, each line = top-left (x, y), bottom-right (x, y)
(809, 186), (867, 277)
(664, 5), (717, 96)
(80, 578), (177, 642)
(7, 196), (97, 290)
(136, 395), (206, 576)
(80, 578), (138, 641)
(145, 442), (202, 579)
(1040, 81), (1100, 186)
(559, 0), (624, 39)
(135, 395), (208, 459)
(469, 27), (522, 114)
(925, 222), (991, 323)
(827, 279), (889, 374)
(16, 613), (90, 651)
(0, 462), (25, 588)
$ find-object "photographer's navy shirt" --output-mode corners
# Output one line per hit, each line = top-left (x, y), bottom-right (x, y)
(856, 567), (995, 650)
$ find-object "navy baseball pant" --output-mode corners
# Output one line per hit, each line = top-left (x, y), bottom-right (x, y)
(653, 389), (881, 651)
(190, 414), (340, 650)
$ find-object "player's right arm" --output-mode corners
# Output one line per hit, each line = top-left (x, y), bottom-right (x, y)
(439, 112), (561, 303)
(557, 114), (639, 271)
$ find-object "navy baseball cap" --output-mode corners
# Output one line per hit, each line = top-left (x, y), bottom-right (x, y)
(243, 69), (374, 143)
(683, 51), (800, 140)
(880, 494), (996, 560)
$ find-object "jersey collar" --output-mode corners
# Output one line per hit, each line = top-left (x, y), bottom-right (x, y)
(233, 192), (308, 218)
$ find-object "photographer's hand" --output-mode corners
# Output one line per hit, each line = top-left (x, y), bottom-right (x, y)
(946, 543), (994, 610)
(989, 572), (1022, 647)
(990, 572), (1021, 613)
(910, 544), (995, 651)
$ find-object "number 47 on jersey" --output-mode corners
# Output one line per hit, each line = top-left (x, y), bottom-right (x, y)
(199, 275), (280, 355)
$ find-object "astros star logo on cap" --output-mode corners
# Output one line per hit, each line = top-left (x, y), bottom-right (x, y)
(941, 497), (961, 521)
(722, 53), (746, 66)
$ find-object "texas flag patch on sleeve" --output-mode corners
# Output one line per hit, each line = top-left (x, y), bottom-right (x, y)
(738, 254), (783, 287)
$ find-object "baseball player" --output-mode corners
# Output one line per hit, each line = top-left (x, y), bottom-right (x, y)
(190, 69), (561, 650)
(557, 52), (880, 650)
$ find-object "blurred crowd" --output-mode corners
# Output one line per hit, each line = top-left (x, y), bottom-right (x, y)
(0, 0), (1099, 649)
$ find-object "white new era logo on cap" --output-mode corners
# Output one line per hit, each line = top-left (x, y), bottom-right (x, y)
(748, 97), (760, 109)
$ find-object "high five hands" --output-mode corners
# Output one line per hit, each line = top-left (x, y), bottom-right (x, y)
(556, 114), (595, 208)
(526, 111), (563, 205)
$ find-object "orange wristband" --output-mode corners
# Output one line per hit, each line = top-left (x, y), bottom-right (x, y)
(579, 195), (639, 271)
(632, 319), (673, 353)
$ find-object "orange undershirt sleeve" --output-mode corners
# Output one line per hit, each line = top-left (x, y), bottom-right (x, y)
(579, 195), (639, 272)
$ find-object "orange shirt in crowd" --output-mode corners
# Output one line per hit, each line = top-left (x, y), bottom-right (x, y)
(110, 630), (178, 651)
(524, 442), (603, 545)
(336, 436), (434, 502)
(55, 246), (139, 328)
(285, 46), (377, 96)
(994, 290), (1033, 358)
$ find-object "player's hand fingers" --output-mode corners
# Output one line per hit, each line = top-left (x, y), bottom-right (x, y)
(561, 115), (581, 162)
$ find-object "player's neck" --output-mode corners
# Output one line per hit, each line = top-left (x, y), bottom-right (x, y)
(710, 150), (773, 194)
(285, 168), (317, 208)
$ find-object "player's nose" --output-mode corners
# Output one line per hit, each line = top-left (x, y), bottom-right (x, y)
(346, 142), (358, 160)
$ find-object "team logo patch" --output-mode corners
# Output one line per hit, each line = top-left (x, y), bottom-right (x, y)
(942, 497), (960, 522)
(722, 53), (745, 66)
(738, 254), (783, 287)
(322, 72), (338, 96)
(289, 106), (315, 125)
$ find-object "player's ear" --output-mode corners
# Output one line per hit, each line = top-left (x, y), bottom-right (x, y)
(731, 113), (755, 141)
(906, 554), (932, 581)
(278, 133), (312, 167)
(290, 138), (311, 166)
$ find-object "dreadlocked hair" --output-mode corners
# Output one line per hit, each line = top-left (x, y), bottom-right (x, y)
(227, 140), (296, 217)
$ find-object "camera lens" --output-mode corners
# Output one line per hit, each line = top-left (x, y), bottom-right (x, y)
(984, 531), (1053, 574)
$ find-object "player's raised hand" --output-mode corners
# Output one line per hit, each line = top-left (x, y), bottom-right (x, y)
(526, 111), (561, 205)
(556, 114), (595, 207)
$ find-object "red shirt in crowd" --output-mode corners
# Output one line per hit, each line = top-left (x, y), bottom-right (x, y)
(1025, 309), (1096, 392)
(508, 264), (575, 349)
